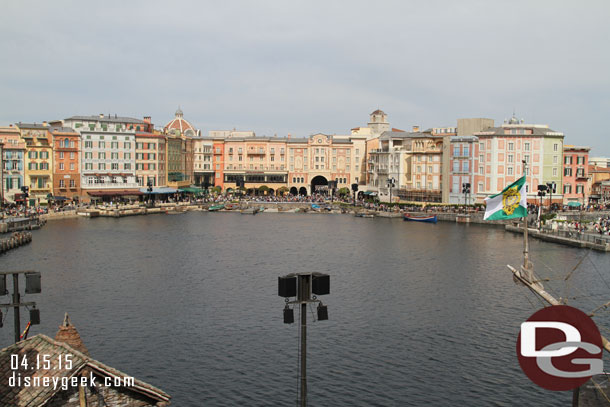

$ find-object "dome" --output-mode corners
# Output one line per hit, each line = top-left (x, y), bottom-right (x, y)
(164, 107), (198, 136)
(371, 109), (386, 116)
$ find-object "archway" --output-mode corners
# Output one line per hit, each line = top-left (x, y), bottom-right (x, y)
(290, 187), (298, 195)
(268, 188), (275, 196)
(311, 175), (328, 196)
(299, 187), (308, 196)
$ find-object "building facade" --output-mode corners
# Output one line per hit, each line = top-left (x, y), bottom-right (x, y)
(449, 135), (479, 204)
(17, 123), (54, 205)
(135, 133), (166, 188)
(0, 126), (25, 203)
(193, 138), (214, 187)
(79, 130), (138, 201)
(473, 115), (564, 202)
(51, 127), (81, 201)
(562, 145), (590, 205)
(164, 109), (198, 188)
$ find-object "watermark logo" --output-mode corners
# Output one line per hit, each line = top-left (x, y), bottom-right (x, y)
(517, 305), (603, 391)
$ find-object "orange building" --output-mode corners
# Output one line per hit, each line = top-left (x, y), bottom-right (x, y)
(51, 127), (81, 201)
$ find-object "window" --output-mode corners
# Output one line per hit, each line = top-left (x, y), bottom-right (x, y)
(576, 185), (584, 194)
(99, 141), (106, 148)
(524, 155), (530, 164)
(99, 152), (106, 159)
(479, 142), (484, 151)
(70, 152), (75, 159)
(59, 152), (64, 159)
(553, 167), (558, 176)
(112, 163), (119, 170)
(508, 142), (514, 151)
(70, 163), (75, 170)
(524, 142), (530, 151)
(462, 161), (469, 172)
(463, 146), (469, 156)
(479, 166), (484, 175)
(564, 168), (572, 176)
(564, 184), (571, 194)
(453, 146), (460, 156)
(453, 161), (459, 172)
(124, 163), (131, 170)
(553, 156), (558, 164)
(507, 167), (513, 175)
(59, 180), (65, 188)
(565, 156), (572, 165)
(554, 143), (558, 151)
(69, 179), (75, 188)
(84, 141), (93, 148)
(124, 142), (131, 149)
(59, 163), (64, 170)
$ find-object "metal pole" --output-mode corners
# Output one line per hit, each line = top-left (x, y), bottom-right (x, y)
(297, 274), (310, 407)
(13, 273), (20, 343)
(523, 161), (530, 271)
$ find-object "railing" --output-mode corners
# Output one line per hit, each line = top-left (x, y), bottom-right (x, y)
(541, 228), (610, 244)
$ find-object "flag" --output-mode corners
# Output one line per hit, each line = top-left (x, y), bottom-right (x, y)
(484, 176), (528, 220)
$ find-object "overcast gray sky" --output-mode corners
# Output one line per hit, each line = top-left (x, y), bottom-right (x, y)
(1, 0), (609, 155)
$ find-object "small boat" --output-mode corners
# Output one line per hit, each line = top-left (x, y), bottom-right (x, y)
(403, 214), (437, 223)
(208, 204), (224, 212)
(241, 207), (259, 215)
(224, 203), (239, 210)
(355, 213), (374, 218)
(259, 206), (265, 213)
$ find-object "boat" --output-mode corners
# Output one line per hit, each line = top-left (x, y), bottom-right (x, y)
(224, 203), (240, 210)
(241, 207), (259, 215)
(259, 206), (265, 213)
(403, 214), (437, 223)
(208, 204), (224, 212)
(355, 213), (374, 218)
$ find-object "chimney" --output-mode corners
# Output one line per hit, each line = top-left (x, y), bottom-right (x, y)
(412, 125), (420, 132)
(99, 113), (104, 119)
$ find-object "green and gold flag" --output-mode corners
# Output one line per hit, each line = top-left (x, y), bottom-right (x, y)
(484, 176), (528, 220)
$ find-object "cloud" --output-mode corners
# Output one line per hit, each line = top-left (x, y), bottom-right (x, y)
(0, 0), (609, 154)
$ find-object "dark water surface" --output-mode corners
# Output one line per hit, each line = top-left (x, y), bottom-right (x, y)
(2, 213), (610, 406)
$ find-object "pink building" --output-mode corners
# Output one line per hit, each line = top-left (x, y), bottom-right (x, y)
(562, 145), (590, 204)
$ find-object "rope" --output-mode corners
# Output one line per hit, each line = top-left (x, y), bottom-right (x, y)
(296, 305), (300, 407)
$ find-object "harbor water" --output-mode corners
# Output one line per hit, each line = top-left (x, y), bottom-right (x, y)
(1, 212), (609, 406)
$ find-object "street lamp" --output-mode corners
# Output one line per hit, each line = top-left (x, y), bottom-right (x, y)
(537, 184), (548, 228)
(387, 177), (396, 205)
(278, 273), (330, 407)
(462, 183), (471, 206)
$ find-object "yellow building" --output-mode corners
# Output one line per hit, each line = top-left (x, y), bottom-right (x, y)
(16, 122), (54, 205)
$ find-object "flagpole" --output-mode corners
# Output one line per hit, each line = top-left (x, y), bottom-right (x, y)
(522, 160), (531, 275)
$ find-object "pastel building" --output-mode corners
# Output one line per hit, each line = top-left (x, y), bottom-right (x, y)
(449, 135), (478, 205)
(473, 115), (564, 202)
(79, 129), (139, 201)
(51, 127), (81, 201)
(193, 137), (214, 187)
(562, 145), (590, 205)
(0, 126), (25, 203)
(135, 132), (167, 188)
(16, 123), (54, 205)
(368, 129), (450, 203)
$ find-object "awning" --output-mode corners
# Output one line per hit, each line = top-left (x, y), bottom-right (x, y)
(363, 191), (378, 196)
(139, 187), (178, 194)
(53, 196), (68, 201)
(87, 189), (143, 197)
(567, 201), (582, 207)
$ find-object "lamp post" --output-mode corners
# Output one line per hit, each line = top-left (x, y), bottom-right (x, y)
(278, 273), (330, 407)
(0, 270), (42, 342)
(328, 180), (337, 203)
(387, 177), (395, 206)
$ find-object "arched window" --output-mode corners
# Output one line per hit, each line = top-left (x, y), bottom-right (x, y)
(64, 139), (69, 148)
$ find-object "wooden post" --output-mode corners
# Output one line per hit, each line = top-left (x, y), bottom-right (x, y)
(13, 273), (20, 343)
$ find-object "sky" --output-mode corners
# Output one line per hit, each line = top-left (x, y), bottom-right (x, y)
(1, 0), (609, 155)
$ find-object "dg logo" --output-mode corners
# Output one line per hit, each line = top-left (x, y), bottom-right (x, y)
(516, 305), (604, 391)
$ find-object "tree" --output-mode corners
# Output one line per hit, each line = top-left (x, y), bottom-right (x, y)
(258, 185), (270, 195)
(211, 186), (222, 195)
(277, 186), (289, 196)
(337, 187), (350, 197)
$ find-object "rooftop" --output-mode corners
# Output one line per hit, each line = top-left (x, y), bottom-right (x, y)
(65, 115), (146, 124)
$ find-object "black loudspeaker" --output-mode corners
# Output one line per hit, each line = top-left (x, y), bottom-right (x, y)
(30, 308), (40, 325)
(317, 304), (328, 321)
(312, 273), (330, 295)
(278, 276), (297, 297)
(283, 307), (294, 324)
(25, 272), (41, 294)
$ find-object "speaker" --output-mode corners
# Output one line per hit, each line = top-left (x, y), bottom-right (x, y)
(283, 307), (294, 324)
(0, 274), (7, 296)
(25, 272), (41, 294)
(312, 273), (330, 295)
(30, 308), (40, 325)
(317, 304), (328, 321)
(278, 276), (297, 297)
